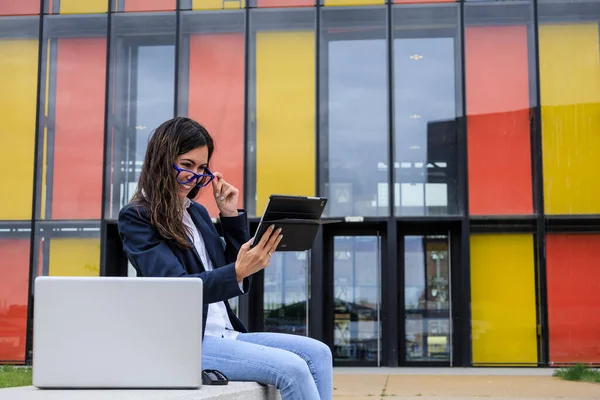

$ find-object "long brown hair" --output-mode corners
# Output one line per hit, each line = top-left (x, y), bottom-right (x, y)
(131, 117), (214, 248)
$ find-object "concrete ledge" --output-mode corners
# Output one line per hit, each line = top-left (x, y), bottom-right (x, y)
(0, 382), (282, 400)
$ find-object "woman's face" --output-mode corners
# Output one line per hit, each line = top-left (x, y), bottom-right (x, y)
(173, 146), (209, 199)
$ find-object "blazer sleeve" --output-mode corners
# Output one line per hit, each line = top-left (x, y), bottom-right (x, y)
(218, 211), (251, 264)
(192, 203), (252, 293)
(118, 204), (244, 305)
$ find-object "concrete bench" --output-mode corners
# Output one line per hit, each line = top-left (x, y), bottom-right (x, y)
(0, 382), (282, 400)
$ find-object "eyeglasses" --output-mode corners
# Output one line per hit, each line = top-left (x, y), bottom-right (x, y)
(173, 163), (214, 188)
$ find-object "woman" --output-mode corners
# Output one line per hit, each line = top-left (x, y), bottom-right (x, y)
(118, 117), (332, 400)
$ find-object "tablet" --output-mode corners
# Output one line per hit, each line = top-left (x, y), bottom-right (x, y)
(251, 194), (330, 252)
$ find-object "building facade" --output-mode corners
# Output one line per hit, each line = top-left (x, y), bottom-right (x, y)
(1, 0), (599, 367)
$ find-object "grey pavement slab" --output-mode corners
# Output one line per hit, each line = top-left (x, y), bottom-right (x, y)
(0, 382), (281, 400)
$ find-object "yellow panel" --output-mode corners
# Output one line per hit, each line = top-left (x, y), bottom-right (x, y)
(192, 0), (245, 9)
(324, 0), (384, 5)
(0, 40), (38, 220)
(470, 234), (538, 365)
(539, 24), (600, 215)
(255, 31), (315, 216)
(59, 0), (108, 13)
(49, 238), (101, 276)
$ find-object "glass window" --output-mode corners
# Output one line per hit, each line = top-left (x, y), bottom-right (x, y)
(392, 4), (462, 217)
(0, 16), (39, 221)
(45, 0), (108, 14)
(319, 7), (388, 218)
(0, 224), (31, 363)
(470, 233), (537, 365)
(465, 1), (535, 216)
(105, 12), (176, 219)
(178, 11), (245, 218)
(0, 16), (38, 363)
(404, 235), (451, 363)
(33, 221), (102, 278)
(546, 233), (600, 364)
(36, 14), (107, 221)
(322, 0), (384, 6)
(264, 251), (310, 336)
(184, 0), (245, 10)
(538, 0), (600, 215)
(0, 0), (39, 15)
(113, 0), (176, 12)
(394, 0), (454, 3)
(333, 236), (381, 364)
(247, 9), (316, 217)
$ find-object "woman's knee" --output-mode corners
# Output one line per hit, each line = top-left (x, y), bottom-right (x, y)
(279, 351), (314, 384)
(304, 337), (333, 366)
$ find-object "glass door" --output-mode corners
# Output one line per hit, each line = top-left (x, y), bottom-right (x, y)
(263, 251), (310, 336)
(403, 233), (452, 365)
(330, 231), (383, 366)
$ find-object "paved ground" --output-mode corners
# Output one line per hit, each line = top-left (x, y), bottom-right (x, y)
(333, 369), (600, 400)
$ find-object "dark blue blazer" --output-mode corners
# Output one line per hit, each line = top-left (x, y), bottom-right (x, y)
(117, 200), (251, 338)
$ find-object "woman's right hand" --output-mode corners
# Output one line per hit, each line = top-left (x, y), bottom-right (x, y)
(234, 225), (283, 281)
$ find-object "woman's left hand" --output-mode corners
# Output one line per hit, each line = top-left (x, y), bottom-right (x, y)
(212, 172), (239, 217)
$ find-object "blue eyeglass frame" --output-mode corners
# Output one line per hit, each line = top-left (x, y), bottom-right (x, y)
(173, 163), (215, 188)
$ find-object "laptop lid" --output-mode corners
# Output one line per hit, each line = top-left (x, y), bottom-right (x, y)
(32, 276), (203, 389)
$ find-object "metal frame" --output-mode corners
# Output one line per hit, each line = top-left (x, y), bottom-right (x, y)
(531, 0), (549, 367)
(456, 0), (471, 368)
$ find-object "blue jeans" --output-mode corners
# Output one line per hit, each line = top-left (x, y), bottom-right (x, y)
(202, 332), (333, 400)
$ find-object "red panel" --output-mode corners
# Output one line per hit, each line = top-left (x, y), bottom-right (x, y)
(0, 0), (39, 15)
(123, 0), (176, 11)
(52, 38), (106, 220)
(546, 234), (600, 364)
(465, 26), (533, 215)
(188, 34), (245, 218)
(256, 0), (314, 6)
(0, 240), (30, 362)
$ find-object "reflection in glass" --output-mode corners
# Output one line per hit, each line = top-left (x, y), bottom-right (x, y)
(46, 0), (108, 14)
(247, 9), (316, 217)
(393, 5), (461, 216)
(33, 221), (102, 279)
(320, 7), (388, 217)
(546, 233), (600, 364)
(0, 16), (39, 221)
(333, 236), (381, 364)
(0, 0), (39, 16)
(538, 0), (600, 215)
(37, 14), (107, 220)
(114, 0), (176, 12)
(179, 11), (245, 218)
(0, 226), (31, 362)
(0, 16), (39, 362)
(404, 235), (451, 363)
(464, 1), (535, 216)
(264, 251), (309, 336)
(105, 13), (176, 218)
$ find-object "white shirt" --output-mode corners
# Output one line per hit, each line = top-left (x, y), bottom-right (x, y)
(182, 198), (242, 339)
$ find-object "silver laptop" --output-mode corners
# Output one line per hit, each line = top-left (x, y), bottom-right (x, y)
(32, 276), (203, 389)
